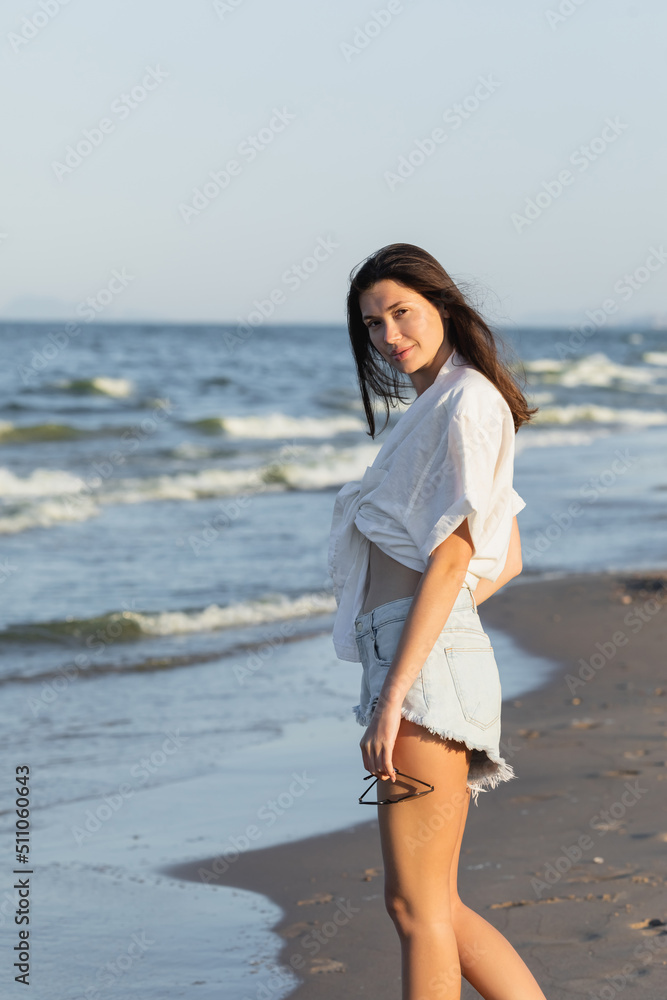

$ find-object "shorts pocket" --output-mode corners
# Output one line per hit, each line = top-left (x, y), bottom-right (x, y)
(444, 642), (501, 730)
(371, 616), (406, 664)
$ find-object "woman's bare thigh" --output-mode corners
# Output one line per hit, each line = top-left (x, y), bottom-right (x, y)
(377, 718), (472, 918)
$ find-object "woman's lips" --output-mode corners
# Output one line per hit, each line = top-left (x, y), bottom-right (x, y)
(391, 345), (414, 361)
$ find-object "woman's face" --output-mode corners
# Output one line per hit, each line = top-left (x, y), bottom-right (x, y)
(359, 279), (451, 389)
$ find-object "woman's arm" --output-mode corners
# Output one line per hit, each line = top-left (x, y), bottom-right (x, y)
(473, 516), (523, 607)
(359, 515), (522, 780)
(360, 517), (475, 779)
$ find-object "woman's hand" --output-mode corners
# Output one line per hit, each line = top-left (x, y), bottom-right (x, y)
(359, 697), (402, 782)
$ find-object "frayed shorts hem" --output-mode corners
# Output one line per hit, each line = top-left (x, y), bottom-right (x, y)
(354, 703), (517, 807)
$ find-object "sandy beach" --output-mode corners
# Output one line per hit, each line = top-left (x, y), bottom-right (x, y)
(166, 570), (667, 999)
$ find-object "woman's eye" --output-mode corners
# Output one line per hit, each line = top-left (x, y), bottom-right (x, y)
(366, 310), (405, 328)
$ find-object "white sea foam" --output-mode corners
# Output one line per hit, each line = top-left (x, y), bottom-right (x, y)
(271, 442), (381, 490)
(523, 358), (567, 373)
(557, 354), (660, 388)
(0, 469), (101, 533)
(101, 442), (382, 502)
(643, 351), (667, 366)
(515, 428), (610, 452)
(531, 403), (667, 426)
(56, 375), (134, 397)
(121, 591), (337, 636)
(0, 467), (87, 496)
(0, 496), (100, 534)
(193, 412), (366, 438)
(105, 466), (275, 503)
(524, 352), (665, 388)
(0, 445), (384, 532)
(526, 391), (555, 404)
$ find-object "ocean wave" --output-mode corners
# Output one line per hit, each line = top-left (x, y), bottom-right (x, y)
(643, 351), (667, 366)
(0, 468), (88, 496)
(525, 391), (555, 404)
(0, 409), (628, 535)
(524, 352), (665, 389)
(261, 443), (382, 490)
(0, 468), (100, 534)
(123, 591), (337, 635)
(0, 402), (646, 537)
(531, 404), (667, 426)
(0, 444), (384, 532)
(515, 428), (611, 452)
(0, 591), (337, 645)
(0, 421), (87, 444)
(0, 410), (176, 447)
(188, 412), (366, 438)
(106, 467), (275, 503)
(522, 358), (567, 373)
(55, 376), (134, 397)
(0, 496), (100, 534)
(102, 444), (382, 500)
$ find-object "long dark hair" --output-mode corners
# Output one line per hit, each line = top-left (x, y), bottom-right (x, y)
(346, 243), (537, 437)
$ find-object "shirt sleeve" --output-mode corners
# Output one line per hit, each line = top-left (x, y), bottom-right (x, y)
(511, 487), (526, 516)
(403, 402), (515, 565)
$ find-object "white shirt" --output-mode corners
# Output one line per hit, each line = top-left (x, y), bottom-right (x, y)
(327, 349), (526, 661)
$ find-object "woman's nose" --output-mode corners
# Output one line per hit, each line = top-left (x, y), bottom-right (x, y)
(383, 319), (400, 343)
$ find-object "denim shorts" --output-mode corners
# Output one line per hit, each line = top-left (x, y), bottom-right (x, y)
(353, 582), (516, 806)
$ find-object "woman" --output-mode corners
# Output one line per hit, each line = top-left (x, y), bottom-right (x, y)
(328, 244), (546, 998)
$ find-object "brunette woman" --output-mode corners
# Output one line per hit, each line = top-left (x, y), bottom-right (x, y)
(328, 243), (545, 999)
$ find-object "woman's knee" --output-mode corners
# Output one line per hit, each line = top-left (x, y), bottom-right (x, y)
(384, 884), (460, 932)
(384, 887), (454, 934)
(384, 889), (410, 931)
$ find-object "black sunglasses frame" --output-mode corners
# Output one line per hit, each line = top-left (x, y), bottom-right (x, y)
(359, 768), (435, 805)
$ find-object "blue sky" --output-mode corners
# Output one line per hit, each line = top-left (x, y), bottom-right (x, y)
(1, 0), (665, 327)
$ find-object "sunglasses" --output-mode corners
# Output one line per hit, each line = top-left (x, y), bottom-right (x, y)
(359, 768), (435, 805)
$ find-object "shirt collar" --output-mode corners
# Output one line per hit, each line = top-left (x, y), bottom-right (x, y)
(435, 347), (465, 379)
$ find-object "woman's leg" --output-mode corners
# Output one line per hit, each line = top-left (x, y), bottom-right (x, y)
(448, 777), (547, 999)
(378, 717), (472, 999)
(380, 718), (547, 999)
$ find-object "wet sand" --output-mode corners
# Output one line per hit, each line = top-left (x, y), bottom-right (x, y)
(164, 570), (667, 998)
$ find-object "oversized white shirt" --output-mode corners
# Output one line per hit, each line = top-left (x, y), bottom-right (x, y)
(327, 348), (526, 661)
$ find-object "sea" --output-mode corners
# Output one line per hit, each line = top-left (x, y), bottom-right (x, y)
(1, 320), (665, 998)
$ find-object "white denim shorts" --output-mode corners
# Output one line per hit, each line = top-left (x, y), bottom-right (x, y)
(353, 582), (517, 806)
